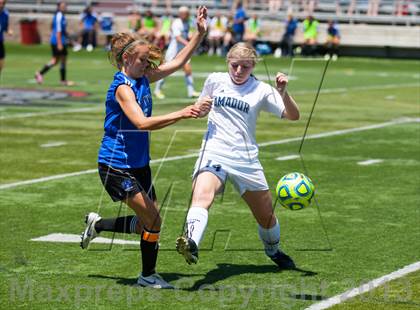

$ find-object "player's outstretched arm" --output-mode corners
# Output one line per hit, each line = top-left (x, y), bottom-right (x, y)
(146, 6), (208, 83)
(276, 72), (300, 120)
(116, 85), (212, 130)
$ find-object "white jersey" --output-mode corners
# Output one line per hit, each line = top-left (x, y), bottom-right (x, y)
(165, 18), (190, 61)
(199, 72), (285, 166)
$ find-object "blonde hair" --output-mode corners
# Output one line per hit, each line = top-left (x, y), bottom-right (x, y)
(109, 32), (163, 70)
(226, 42), (259, 65)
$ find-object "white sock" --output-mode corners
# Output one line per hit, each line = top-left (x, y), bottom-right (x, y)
(185, 74), (195, 96)
(258, 219), (280, 257)
(186, 206), (208, 246)
(155, 79), (164, 92)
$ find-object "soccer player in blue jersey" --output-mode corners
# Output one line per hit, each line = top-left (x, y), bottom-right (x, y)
(73, 5), (98, 52)
(35, 1), (73, 86)
(80, 6), (211, 289)
(0, 0), (11, 79)
(176, 43), (300, 270)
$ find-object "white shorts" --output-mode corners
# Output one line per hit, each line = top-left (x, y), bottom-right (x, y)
(193, 153), (269, 196)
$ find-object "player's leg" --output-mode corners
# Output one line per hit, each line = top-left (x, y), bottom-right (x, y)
(35, 45), (59, 84)
(182, 63), (200, 98)
(0, 58), (4, 78)
(176, 171), (223, 264)
(242, 190), (296, 269)
(0, 42), (5, 78)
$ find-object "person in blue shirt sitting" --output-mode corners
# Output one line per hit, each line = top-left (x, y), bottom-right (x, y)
(280, 14), (298, 57)
(73, 5), (98, 52)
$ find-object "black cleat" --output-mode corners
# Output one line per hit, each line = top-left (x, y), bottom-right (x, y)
(176, 236), (198, 264)
(270, 250), (296, 269)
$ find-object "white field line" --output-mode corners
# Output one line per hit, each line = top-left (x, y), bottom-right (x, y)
(0, 117), (419, 191)
(40, 142), (67, 148)
(1, 83), (417, 120)
(30, 233), (138, 245)
(0, 106), (101, 120)
(305, 261), (420, 310)
(357, 159), (384, 166)
(276, 154), (300, 161)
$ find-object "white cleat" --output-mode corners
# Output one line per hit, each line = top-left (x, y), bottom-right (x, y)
(80, 212), (101, 249)
(137, 273), (174, 289)
(176, 236), (198, 264)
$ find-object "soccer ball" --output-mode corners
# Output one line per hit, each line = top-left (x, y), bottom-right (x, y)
(276, 172), (315, 210)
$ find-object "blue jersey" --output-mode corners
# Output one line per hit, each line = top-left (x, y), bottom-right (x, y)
(284, 18), (298, 37)
(328, 23), (340, 38)
(81, 12), (97, 30)
(98, 72), (153, 169)
(0, 9), (9, 42)
(233, 8), (246, 34)
(100, 16), (113, 32)
(50, 11), (67, 45)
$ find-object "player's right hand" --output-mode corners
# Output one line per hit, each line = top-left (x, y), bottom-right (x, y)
(180, 105), (202, 119)
(195, 96), (212, 117)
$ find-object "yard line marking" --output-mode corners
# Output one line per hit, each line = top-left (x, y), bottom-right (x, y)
(0, 106), (101, 120)
(40, 142), (67, 148)
(357, 159), (384, 166)
(1, 117), (419, 190)
(30, 233), (138, 245)
(276, 154), (300, 161)
(305, 261), (420, 310)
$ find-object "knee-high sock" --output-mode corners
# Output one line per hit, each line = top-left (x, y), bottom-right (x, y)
(185, 206), (208, 246)
(59, 63), (66, 81)
(155, 78), (164, 92)
(39, 63), (54, 75)
(141, 228), (159, 277)
(184, 74), (195, 96)
(258, 218), (280, 257)
(94, 216), (139, 234)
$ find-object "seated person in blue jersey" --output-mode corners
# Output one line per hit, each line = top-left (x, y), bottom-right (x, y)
(325, 20), (340, 60)
(35, 1), (73, 86)
(0, 0), (12, 79)
(80, 6), (211, 289)
(176, 43), (300, 270)
(99, 12), (114, 51)
(73, 5), (98, 52)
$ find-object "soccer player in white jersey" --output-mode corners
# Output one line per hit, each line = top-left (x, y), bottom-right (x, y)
(176, 42), (300, 269)
(154, 6), (200, 99)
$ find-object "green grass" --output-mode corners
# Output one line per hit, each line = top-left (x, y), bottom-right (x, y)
(0, 43), (419, 309)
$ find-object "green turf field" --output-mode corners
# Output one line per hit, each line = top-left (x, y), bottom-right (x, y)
(0, 43), (419, 309)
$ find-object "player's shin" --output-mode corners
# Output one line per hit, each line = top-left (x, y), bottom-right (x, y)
(258, 218), (280, 257)
(141, 229), (160, 276)
(95, 215), (140, 234)
(186, 206), (208, 246)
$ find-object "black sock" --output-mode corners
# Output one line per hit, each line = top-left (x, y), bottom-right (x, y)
(60, 64), (66, 81)
(39, 63), (53, 75)
(140, 229), (159, 277)
(94, 216), (138, 234)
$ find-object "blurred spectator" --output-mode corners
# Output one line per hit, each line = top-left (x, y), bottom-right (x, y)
(73, 5), (98, 52)
(156, 10), (172, 50)
(325, 20), (340, 60)
(140, 10), (159, 43)
(0, 0), (11, 79)
(208, 12), (227, 56)
(367, 0), (380, 15)
(222, 14), (235, 56)
(279, 14), (298, 57)
(128, 9), (142, 33)
(233, 1), (247, 43)
(269, 0), (283, 12)
(302, 15), (318, 56)
(152, 0), (172, 11)
(244, 14), (260, 46)
(99, 12), (114, 51)
(35, 1), (73, 86)
(395, 0), (413, 16)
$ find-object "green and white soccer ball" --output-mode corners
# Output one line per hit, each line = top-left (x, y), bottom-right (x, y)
(276, 172), (315, 210)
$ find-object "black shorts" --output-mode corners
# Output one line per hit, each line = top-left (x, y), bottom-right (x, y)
(51, 44), (68, 57)
(98, 163), (157, 202)
(0, 42), (5, 59)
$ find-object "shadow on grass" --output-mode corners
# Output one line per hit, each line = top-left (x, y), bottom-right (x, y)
(88, 263), (317, 291)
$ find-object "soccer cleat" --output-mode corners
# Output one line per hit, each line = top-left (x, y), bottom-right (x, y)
(137, 273), (174, 289)
(61, 80), (75, 86)
(80, 212), (101, 249)
(176, 236), (198, 264)
(153, 90), (165, 99)
(86, 44), (94, 52)
(188, 91), (201, 98)
(269, 250), (296, 269)
(72, 44), (82, 52)
(35, 72), (43, 84)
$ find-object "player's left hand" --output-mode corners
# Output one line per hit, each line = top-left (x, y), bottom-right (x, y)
(196, 6), (208, 35)
(275, 72), (288, 94)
